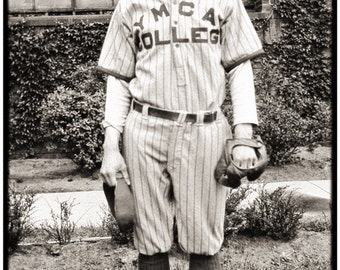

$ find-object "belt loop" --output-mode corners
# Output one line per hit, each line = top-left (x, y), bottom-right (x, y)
(130, 99), (135, 112)
(142, 104), (149, 119)
(176, 111), (187, 125)
(196, 112), (204, 125)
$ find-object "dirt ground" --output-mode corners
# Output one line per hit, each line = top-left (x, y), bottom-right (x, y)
(8, 146), (332, 194)
(7, 230), (331, 270)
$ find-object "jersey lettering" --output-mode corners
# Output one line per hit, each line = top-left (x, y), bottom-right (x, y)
(192, 28), (208, 43)
(134, 15), (145, 30)
(202, 8), (216, 26)
(155, 30), (171, 45)
(134, 3), (221, 50)
(210, 29), (220, 44)
(138, 27), (220, 49)
(151, 4), (170, 22)
(179, 1), (195, 16)
(141, 32), (153, 49)
(172, 27), (190, 43)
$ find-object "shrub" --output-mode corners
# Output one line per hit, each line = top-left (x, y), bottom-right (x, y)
(8, 22), (108, 156)
(40, 63), (106, 171)
(224, 187), (257, 236)
(224, 186), (304, 241)
(244, 186), (304, 241)
(249, 0), (332, 165)
(42, 199), (76, 245)
(255, 94), (331, 165)
(252, 48), (332, 165)
(7, 186), (36, 254)
(302, 214), (331, 232)
(225, 187), (249, 214)
(101, 205), (133, 245)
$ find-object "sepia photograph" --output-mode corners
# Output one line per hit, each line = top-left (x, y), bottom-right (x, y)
(4, 0), (334, 269)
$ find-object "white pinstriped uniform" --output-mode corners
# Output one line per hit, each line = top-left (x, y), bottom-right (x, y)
(98, 0), (263, 255)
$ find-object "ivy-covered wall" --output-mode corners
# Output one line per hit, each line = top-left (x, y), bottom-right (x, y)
(251, 0), (333, 163)
(8, 22), (108, 161)
(7, 0), (333, 169)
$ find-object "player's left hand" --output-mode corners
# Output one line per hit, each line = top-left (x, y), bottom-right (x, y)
(232, 123), (257, 168)
(232, 145), (257, 168)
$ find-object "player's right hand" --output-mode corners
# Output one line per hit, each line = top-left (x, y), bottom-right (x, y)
(100, 127), (130, 187)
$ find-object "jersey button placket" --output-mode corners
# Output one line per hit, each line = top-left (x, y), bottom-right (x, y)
(172, 0), (179, 47)
(171, 1), (185, 87)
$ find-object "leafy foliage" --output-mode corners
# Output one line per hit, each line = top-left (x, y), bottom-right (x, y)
(40, 63), (106, 171)
(244, 186), (304, 241)
(256, 94), (331, 164)
(42, 199), (76, 245)
(8, 186), (36, 254)
(101, 205), (134, 245)
(251, 0), (332, 164)
(302, 213), (331, 232)
(224, 186), (304, 241)
(8, 22), (107, 157)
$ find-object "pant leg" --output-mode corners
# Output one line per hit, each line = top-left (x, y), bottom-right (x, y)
(168, 113), (232, 255)
(123, 110), (175, 255)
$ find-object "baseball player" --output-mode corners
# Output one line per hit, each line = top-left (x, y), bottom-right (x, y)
(98, 0), (264, 269)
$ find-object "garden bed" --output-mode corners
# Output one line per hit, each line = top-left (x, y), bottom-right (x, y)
(6, 145), (333, 269)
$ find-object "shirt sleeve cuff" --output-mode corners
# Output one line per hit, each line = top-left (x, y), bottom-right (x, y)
(97, 66), (134, 82)
(232, 105), (259, 126)
(101, 120), (124, 134)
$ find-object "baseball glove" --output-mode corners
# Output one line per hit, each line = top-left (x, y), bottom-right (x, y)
(103, 173), (135, 232)
(214, 135), (268, 188)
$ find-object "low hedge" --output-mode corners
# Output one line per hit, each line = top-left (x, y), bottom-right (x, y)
(40, 63), (106, 171)
(8, 22), (108, 157)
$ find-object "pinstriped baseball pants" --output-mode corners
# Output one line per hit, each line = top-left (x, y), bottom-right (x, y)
(123, 108), (232, 256)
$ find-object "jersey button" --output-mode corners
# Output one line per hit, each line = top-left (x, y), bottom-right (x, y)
(175, 44), (180, 48)
(173, 0), (178, 4)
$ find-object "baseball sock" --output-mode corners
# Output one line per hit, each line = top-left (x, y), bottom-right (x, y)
(189, 253), (221, 270)
(138, 252), (170, 270)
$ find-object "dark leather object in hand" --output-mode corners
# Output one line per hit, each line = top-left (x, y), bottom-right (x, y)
(214, 135), (268, 188)
(103, 173), (135, 232)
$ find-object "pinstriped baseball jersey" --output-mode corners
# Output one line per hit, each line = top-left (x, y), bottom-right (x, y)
(98, 0), (263, 113)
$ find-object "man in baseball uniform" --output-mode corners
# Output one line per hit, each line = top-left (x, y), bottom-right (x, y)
(98, 0), (264, 269)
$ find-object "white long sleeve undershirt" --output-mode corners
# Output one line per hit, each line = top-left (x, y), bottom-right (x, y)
(103, 60), (258, 133)
(227, 60), (258, 126)
(102, 75), (131, 133)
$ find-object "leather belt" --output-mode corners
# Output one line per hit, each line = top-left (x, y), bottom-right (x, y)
(132, 100), (217, 123)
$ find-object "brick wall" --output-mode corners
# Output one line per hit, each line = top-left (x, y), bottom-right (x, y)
(8, 0), (274, 31)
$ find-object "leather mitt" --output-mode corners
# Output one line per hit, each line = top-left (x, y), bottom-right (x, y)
(103, 173), (135, 232)
(214, 135), (268, 188)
